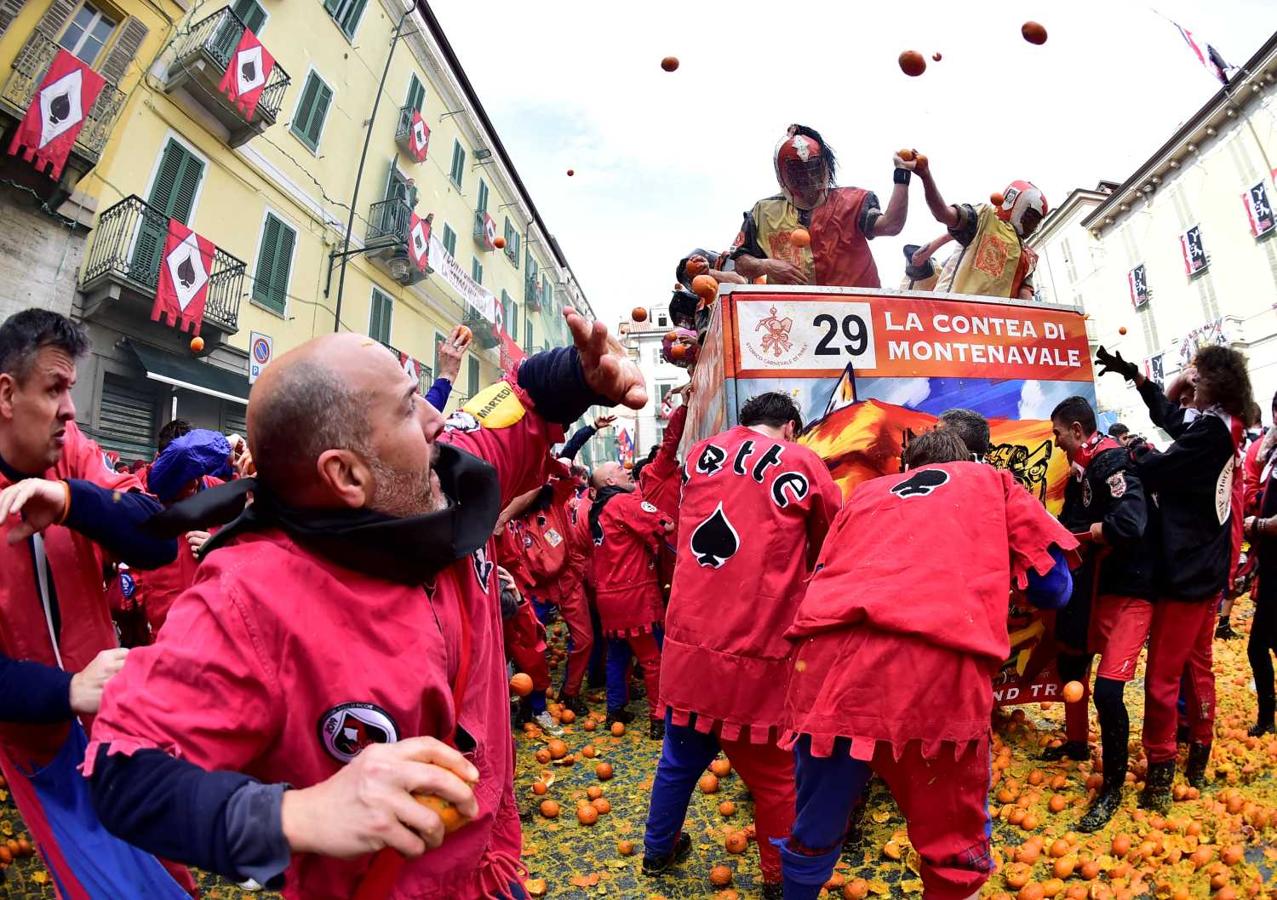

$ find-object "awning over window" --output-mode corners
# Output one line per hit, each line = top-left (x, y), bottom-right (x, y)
(127, 341), (250, 407)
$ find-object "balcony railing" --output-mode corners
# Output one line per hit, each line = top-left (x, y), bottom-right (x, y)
(164, 7), (290, 145)
(366, 197), (425, 285)
(0, 31), (125, 165)
(81, 195), (245, 333)
(524, 277), (541, 311)
(473, 210), (488, 243)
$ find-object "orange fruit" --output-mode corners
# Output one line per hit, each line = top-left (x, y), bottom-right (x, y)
(413, 792), (470, 833)
(1062, 681), (1085, 703)
(591, 797), (611, 814)
(844, 879), (871, 900)
(691, 274), (719, 301)
(525, 878), (548, 897)
(1049, 839), (1069, 858)
(883, 840), (903, 860)
(582, 744), (597, 759)
(698, 773), (719, 794)
(790, 228), (811, 248)
(577, 803), (599, 825)
(566, 169), (575, 177)
(898, 50), (927, 76)
(1022, 21), (1048, 45)
(725, 831), (748, 853)
(1016, 842), (1041, 864)
(539, 799), (560, 818)
(531, 781), (547, 796)
(1049, 794), (1067, 813)
(991, 192), (1006, 207)
(660, 56), (679, 72)
(1053, 857), (1075, 879)
(455, 325), (472, 343)
(510, 673), (533, 697)
(932, 52), (942, 62)
(190, 336), (205, 353)
(1080, 860), (1100, 880)
(494, 236), (506, 249)
(1112, 835), (1132, 857)
(1041, 879), (1064, 898)
(596, 762), (614, 780)
(548, 739), (568, 760)
(1021, 814), (1039, 831)
(710, 758), (732, 777)
(719, 801), (736, 817)
(1118, 326), (1128, 336)
(15, 838), (30, 857)
(1018, 884), (1045, 900)
(586, 785), (603, 800)
(632, 307), (648, 322)
(611, 722), (625, 737)
(560, 709), (576, 724)
(1005, 863), (1032, 889)
(618, 839), (636, 855)
(685, 256), (709, 277)
(1222, 845), (1244, 866)
(1049, 774), (1067, 790)
(582, 718), (596, 732)
(709, 864), (733, 887)
(1028, 770), (1045, 786)
(0, 847), (10, 865)
(897, 149), (915, 162)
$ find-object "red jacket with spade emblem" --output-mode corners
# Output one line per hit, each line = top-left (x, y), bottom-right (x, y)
(781, 462), (1077, 760)
(661, 425), (840, 742)
(589, 490), (673, 637)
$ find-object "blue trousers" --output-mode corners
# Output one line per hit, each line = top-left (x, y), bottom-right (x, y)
(605, 628), (662, 714)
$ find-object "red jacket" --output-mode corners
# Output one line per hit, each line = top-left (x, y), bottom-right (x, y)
(131, 476), (224, 637)
(661, 426), (840, 742)
(0, 422), (138, 764)
(1243, 435), (1267, 517)
(782, 462), (1077, 760)
(589, 490), (673, 637)
(88, 377), (563, 899)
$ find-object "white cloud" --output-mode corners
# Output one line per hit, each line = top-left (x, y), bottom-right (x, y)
(870, 377), (932, 409)
(1019, 379), (1077, 419)
(433, 0), (1272, 330)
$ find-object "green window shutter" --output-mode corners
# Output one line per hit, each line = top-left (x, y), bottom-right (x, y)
(369, 289), (392, 343)
(524, 317), (532, 351)
(449, 140), (464, 186)
(231, 0), (267, 32)
(253, 214), (294, 313)
(292, 73), (331, 152)
(476, 179), (488, 213)
(147, 140), (204, 222)
(405, 74), (425, 113)
(467, 358), (479, 396)
(471, 258), (482, 285)
(323, 0), (341, 13)
(325, 0), (366, 36)
(442, 224), (456, 257)
(433, 331), (444, 378)
(99, 16), (149, 85)
(503, 217), (512, 244)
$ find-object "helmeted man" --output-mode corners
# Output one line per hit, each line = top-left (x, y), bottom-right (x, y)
(85, 309), (646, 899)
(0, 308), (186, 896)
(917, 161), (1048, 299)
(642, 392), (840, 897)
(730, 124), (915, 288)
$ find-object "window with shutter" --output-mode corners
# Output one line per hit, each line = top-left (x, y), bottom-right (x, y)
(369, 288), (393, 343)
(524, 317), (533, 352)
(97, 14), (147, 84)
(252, 213), (295, 314)
(467, 358), (479, 396)
(432, 331), (444, 380)
(449, 140), (464, 187)
(59, 2), (115, 67)
(405, 74), (425, 114)
(476, 179), (488, 214)
(131, 140), (205, 283)
(324, 0), (367, 38)
(231, 0), (267, 32)
(471, 257), (482, 285)
(291, 71), (333, 153)
(0, 0), (29, 40)
(442, 224), (456, 258)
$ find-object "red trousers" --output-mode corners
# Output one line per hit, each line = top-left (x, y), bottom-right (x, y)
(723, 739), (795, 881)
(504, 601), (551, 692)
(608, 632), (662, 719)
(555, 585), (593, 697)
(1143, 599), (1216, 762)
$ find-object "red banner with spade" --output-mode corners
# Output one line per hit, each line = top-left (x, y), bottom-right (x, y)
(152, 218), (216, 334)
(408, 210), (430, 273)
(408, 110), (430, 163)
(218, 26), (274, 121)
(7, 49), (105, 180)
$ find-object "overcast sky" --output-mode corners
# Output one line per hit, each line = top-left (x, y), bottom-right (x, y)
(432, 0), (1275, 328)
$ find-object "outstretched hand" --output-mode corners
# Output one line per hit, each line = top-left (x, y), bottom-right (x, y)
(1095, 345), (1139, 382)
(565, 308), (647, 410)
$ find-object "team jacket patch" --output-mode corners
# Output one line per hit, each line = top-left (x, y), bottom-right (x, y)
(318, 702), (399, 763)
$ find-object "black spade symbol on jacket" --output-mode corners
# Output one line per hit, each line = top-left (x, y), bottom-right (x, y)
(241, 59), (256, 83)
(891, 468), (950, 498)
(690, 502), (739, 569)
(49, 92), (71, 125)
(176, 255), (196, 289)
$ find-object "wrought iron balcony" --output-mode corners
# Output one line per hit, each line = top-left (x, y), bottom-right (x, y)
(395, 105), (422, 159)
(524, 277), (542, 311)
(463, 307), (500, 350)
(366, 197), (425, 286)
(80, 195), (245, 337)
(163, 7), (290, 147)
(0, 30), (125, 177)
(473, 210), (489, 243)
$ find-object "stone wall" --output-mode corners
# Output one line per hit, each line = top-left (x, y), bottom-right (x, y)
(0, 186), (84, 324)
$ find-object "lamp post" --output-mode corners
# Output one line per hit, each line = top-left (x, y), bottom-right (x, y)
(332, 0), (417, 332)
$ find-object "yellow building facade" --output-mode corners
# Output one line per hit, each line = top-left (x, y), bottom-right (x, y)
(0, 0), (598, 461)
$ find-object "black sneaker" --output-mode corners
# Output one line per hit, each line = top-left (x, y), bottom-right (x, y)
(1041, 740), (1089, 762)
(1186, 742), (1211, 788)
(1077, 783), (1123, 832)
(649, 718), (665, 741)
(1248, 720), (1276, 737)
(1216, 621), (1240, 640)
(1138, 760), (1175, 814)
(606, 707), (635, 726)
(643, 832), (692, 876)
(562, 694), (590, 717)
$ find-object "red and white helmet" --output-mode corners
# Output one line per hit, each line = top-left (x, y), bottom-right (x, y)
(774, 133), (829, 209)
(995, 180), (1048, 237)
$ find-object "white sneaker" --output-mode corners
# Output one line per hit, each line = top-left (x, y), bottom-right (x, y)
(534, 712), (562, 734)
(237, 879), (264, 892)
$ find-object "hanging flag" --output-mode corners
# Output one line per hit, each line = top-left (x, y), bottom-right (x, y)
(1145, 353), (1165, 385)
(408, 210), (430, 272)
(407, 110), (430, 163)
(616, 428), (635, 466)
(1172, 22), (1230, 85)
(398, 351), (428, 395)
(7, 49), (106, 180)
(1243, 182), (1275, 237)
(217, 26), (275, 121)
(1128, 264), (1149, 309)
(1180, 225), (1207, 275)
(481, 212), (497, 251)
(152, 219), (216, 334)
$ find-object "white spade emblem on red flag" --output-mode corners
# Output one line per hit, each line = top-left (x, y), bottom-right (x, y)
(408, 110), (430, 163)
(39, 69), (84, 148)
(166, 232), (210, 311)
(217, 27), (275, 121)
(408, 211), (430, 272)
(152, 218), (216, 334)
(235, 44), (266, 95)
(482, 213), (497, 250)
(8, 49), (105, 180)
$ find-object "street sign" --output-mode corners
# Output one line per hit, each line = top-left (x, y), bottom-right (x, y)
(248, 331), (273, 384)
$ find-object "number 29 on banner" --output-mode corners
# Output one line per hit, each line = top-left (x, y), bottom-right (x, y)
(736, 300), (877, 372)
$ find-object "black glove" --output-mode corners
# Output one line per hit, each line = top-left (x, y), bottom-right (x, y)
(1095, 345), (1139, 382)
